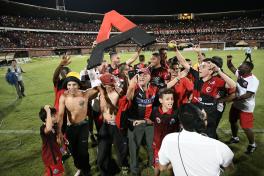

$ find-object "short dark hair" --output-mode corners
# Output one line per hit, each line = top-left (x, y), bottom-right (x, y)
(152, 52), (161, 59)
(39, 107), (56, 122)
(159, 88), (174, 98)
(185, 58), (191, 62)
(139, 55), (145, 62)
(168, 56), (178, 65)
(243, 61), (254, 70)
(202, 58), (213, 63)
(201, 52), (206, 57)
(109, 51), (117, 59)
(159, 48), (168, 53)
(177, 103), (206, 133)
(212, 56), (223, 68)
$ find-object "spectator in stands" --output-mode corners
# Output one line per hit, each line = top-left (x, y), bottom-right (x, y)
(7, 59), (25, 98)
(158, 103), (234, 176)
(227, 55), (259, 154)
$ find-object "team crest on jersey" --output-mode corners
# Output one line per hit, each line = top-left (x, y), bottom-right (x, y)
(206, 87), (212, 93)
(156, 117), (161, 123)
(243, 81), (248, 88)
(209, 80), (215, 85)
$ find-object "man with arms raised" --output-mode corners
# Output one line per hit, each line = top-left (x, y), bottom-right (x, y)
(57, 72), (103, 176)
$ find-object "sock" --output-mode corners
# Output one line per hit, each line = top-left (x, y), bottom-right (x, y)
(250, 143), (256, 147)
(232, 136), (239, 140)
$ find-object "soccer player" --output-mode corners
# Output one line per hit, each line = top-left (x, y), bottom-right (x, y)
(175, 45), (236, 139)
(227, 55), (259, 154)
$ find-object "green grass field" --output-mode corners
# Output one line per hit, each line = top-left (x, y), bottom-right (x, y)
(0, 50), (264, 176)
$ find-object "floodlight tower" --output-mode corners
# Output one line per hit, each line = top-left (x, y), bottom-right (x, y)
(56, 0), (66, 10)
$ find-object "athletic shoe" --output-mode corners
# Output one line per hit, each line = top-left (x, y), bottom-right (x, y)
(74, 170), (81, 176)
(121, 166), (129, 176)
(245, 145), (257, 154)
(226, 137), (239, 144)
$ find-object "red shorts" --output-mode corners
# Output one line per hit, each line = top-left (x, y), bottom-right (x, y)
(153, 146), (160, 168)
(229, 105), (254, 129)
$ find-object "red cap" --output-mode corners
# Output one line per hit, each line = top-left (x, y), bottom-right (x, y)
(138, 68), (151, 75)
(100, 73), (116, 86)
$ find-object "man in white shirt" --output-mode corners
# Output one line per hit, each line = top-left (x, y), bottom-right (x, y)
(227, 55), (259, 154)
(7, 59), (26, 98)
(244, 47), (252, 62)
(158, 103), (234, 176)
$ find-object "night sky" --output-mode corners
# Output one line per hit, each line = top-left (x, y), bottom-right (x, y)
(9, 0), (264, 15)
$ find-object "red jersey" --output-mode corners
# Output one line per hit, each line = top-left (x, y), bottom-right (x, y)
(40, 125), (62, 166)
(151, 107), (179, 149)
(115, 95), (131, 129)
(127, 84), (158, 120)
(150, 66), (169, 83)
(134, 63), (147, 70)
(190, 68), (225, 106)
(173, 77), (194, 108)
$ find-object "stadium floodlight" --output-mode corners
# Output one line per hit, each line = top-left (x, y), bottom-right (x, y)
(56, 0), (66, 11)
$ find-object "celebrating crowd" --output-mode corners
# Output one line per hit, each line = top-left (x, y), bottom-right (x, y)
(39, 43), (259, 176)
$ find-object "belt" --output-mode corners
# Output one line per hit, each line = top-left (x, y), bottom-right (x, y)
(69, 119), (88, 127)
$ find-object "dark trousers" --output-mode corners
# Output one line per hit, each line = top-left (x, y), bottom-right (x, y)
(15, 80), (24, 97)
(88, 109), (101, 134)
(66, 121), (91, 175)
(128, 124), (154, 174)
(97, 122), (128, 176)
(245, 53), (252, 62)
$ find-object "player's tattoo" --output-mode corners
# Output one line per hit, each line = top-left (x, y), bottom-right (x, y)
(79, 100), (85, 107)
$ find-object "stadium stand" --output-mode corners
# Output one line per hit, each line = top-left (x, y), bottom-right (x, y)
(0, 0), (263, 55)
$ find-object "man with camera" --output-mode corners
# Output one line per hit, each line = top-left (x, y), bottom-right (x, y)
(159, 103), (234, 176)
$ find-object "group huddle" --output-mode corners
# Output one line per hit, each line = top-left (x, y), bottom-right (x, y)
(39, 45), (259, 176)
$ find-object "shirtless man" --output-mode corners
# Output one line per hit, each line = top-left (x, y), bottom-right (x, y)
(97, 73), (129, 176)
(57, 74), (103, 176)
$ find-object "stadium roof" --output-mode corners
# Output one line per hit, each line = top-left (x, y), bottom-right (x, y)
(8, 0), (264, 15)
